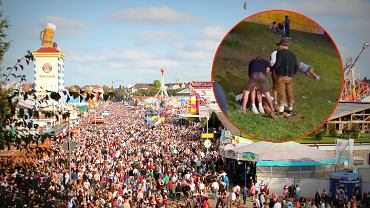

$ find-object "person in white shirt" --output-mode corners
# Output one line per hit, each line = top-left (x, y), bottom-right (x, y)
(211, 181), (219, 199)
(231, 191), (237, 207)
(199, 181), (205, 194)
(254, 196), (261, 208)
(270, 49), (279, 104)
(298, 62), (320, 80)
(273, 201), (282, 208)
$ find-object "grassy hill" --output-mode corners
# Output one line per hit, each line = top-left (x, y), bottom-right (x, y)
(213, 21), (342, 142)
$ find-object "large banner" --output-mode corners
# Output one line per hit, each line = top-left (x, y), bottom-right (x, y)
(348, 139), (354, 168)
(335, 139), (349, 164)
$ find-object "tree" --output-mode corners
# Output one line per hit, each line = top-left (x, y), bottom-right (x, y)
(167, 88), (182, 96)
(115, 85), (125, 101)
(153, 80), (161, 89)
(0, 1), (10, 66)
(348, 123), (360, 140)
(327, 123), (337, 137)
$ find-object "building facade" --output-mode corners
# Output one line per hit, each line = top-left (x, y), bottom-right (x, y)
(33, 46), (65, 98)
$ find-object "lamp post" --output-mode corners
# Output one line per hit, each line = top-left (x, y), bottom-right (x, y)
(111, 79), (125, 90)
(68, 115), (71, 176)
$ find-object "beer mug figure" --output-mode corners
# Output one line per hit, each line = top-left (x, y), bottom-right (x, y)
(40, 23), (56, 47)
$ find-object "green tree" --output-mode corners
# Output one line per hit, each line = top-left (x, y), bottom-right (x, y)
(327, 123), (337, 137)
(147, 86), (158, 96)
(0, 1), (10, 66)
(348, 123), (360, 140)
(0, 0), (11, 133)
(115, 85), (125, 101)
(153, 80), (161, 89)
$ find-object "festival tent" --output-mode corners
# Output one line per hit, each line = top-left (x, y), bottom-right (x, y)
(231, 142), (335, 165)
(222, 142), (345, 178)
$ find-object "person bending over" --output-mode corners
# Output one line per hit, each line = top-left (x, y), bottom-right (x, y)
(241, 57), (274, 114)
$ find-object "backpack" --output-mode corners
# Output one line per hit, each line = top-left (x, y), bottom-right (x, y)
(223, 176), (229, 183)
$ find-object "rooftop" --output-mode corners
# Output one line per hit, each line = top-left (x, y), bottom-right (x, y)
(34, 47), (61, 53)
(329, 102), (370, 120)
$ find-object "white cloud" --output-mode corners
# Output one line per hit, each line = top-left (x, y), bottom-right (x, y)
(167, 25), (226, 62)
(174, 50), (211, 60)
(103, 7), (194, 23)
(39, 16), (89, 39)
(268, 0), (370, 16)
(107, 59), (179, 75)
(67, 54), (107, 62)
(40, 16), (88, 28)
(202, 26), (228, 40)
(194, 39), (220, 51)
(67, 49), (153, 62)
(113, 50), (154, 60)
(137, 31), (180, 44)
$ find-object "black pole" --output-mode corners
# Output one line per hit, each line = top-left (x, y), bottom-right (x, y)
(244, 161), (247, 188)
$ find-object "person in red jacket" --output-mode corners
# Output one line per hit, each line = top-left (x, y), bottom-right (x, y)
(202, 196), (210, 208)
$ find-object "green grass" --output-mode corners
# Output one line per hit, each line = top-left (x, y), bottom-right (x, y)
(213, 22), (342, 141)
(298, 135), (370, 144)
(233, 134), (370, 144)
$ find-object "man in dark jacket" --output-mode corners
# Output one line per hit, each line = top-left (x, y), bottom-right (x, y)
(272, 39), (298, 115)
(241, 186), (249, 204)
(241, 57), (275, 114)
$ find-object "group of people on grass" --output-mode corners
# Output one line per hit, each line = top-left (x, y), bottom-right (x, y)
(269, 15), (291, 39)
(239, 38), (320, 118)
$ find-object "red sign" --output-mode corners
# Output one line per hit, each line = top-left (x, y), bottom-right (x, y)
(191, 81), (212, 89)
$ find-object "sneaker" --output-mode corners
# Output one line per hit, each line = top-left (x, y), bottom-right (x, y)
(251, 107), (259, 114)
(258, 106), (265, 114)
(315, 76), (320, 80)
(276, 111), (284, 116)
(240, 108), (246, 113)
(287, 109), (293, 116)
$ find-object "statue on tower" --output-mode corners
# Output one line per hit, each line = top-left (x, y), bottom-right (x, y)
(40, 23), (56, 47)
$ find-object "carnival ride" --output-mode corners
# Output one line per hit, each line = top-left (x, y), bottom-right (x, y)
(341, 42), (369, 102)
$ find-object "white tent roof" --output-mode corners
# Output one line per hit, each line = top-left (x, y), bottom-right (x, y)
(225, 141), (334, 162)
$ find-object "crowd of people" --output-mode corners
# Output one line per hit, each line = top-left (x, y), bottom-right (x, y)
(269, 15), (291, 39)
(1, 101), (370, 207)
(0, 101), (226, 207)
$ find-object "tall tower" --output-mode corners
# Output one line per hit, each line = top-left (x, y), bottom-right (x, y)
(32, 23), (64, 107)
(157, 67), (168, 102)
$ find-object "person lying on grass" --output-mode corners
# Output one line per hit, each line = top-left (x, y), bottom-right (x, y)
(298, 62), (320, 80)
(236, 89), (277, 118)
(240, 57), (275, 114)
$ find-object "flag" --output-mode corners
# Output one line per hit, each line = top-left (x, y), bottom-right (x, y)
(336, 139), (349, 164)
(221, 129), (226, 141)
(348, 139), (354, 168)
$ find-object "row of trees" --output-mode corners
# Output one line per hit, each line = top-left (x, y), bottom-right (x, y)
(312, 123), (363, 140)
(132, 80), (183, 97)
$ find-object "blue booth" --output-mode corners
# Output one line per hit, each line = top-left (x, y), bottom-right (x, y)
(330, 172), (362, 201)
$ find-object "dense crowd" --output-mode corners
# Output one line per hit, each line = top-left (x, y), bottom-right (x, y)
(1, 101), (370, 208)
(0, 102), (226, 207)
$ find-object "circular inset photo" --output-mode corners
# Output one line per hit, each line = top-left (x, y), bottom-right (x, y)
(212, 10), (343, 142)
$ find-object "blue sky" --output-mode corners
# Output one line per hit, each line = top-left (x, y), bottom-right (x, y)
(2, 0), (370, 87)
